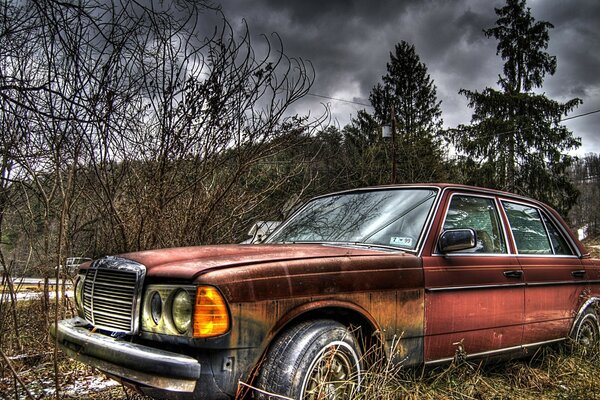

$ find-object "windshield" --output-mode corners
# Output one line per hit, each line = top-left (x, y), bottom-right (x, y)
(266, 188), (438, 250)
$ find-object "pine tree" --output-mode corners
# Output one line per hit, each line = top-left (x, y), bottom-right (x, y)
(452, 0), (581, 214)
(369, 41), (446, 183)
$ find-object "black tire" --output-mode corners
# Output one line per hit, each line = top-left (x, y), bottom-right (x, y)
(256, 320), (363, 400)
(572, 307), (600, 349)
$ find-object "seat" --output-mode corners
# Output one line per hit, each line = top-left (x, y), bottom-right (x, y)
(476, 230), (493, 253)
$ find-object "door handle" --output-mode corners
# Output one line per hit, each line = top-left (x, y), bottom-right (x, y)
(571, 270), (586, 278)
(503, 270), (523, 279)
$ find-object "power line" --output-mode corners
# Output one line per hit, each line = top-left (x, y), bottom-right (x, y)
(561, 108), (600, 122)
(476, 107), (600, 138)
(307, 91), (599, 140)
(307, 91), (599, 125)
(307, 93), (372, 108)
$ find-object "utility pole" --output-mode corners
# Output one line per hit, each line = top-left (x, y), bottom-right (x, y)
(391, 104), (396, 184)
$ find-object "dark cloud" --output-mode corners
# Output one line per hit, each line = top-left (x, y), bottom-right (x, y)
(218, 0), (600, 154)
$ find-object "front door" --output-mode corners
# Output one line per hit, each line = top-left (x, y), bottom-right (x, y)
(423, 193), (524, 362)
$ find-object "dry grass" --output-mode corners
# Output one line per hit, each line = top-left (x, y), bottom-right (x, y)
(355, 342), (600, 400)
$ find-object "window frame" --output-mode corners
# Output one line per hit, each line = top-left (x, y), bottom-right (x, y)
(266, 186), (442, 254)
(434, 193), (511, 257)
(501, 199), (578, 258)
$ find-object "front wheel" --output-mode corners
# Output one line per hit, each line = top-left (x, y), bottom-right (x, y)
(256, 320), (363, 400)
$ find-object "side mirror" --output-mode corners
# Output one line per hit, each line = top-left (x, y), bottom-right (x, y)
(438, 229), (476, 253)
(246, 221), (281, 244)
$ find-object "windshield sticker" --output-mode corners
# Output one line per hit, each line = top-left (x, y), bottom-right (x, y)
(390, 237), (412, 246)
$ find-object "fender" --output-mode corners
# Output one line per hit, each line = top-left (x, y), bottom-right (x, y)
(268, 299), (381, 343)
(569, 296), (600, 337)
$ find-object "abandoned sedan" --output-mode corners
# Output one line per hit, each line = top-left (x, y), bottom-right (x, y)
(51, 184), (600, 399)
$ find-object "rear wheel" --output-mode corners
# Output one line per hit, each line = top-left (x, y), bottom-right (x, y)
(572, 307), (599, 350)
(256, 320), (362, 400)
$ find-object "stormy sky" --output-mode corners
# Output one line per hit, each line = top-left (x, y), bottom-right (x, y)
(217, 0), (600, 155)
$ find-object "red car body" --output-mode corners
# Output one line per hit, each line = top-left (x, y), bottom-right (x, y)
(52, 184), (600, 399)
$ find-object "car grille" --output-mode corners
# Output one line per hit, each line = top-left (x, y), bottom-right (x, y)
(82, 257), (146, 334)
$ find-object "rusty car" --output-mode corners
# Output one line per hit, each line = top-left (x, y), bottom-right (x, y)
(51, 184), (600, 399)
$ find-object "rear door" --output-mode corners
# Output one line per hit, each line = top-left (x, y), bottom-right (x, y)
(423, 192), (524, 362)
(501, 200), (586, 344)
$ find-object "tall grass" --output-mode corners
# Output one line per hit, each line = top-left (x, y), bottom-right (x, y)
(357, 341), (600, 400)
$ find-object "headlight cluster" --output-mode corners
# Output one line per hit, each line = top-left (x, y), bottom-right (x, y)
(142, 285), (229, 338)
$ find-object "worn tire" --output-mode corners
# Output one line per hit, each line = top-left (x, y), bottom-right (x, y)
(256, 320), (362, 400)
(572, 307), (600, 350)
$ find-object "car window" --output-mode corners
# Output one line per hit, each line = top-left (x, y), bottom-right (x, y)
(442, 195), (507, 253)
(365, 197), (435, 249)
(542, 213), (574, 255)
(267, 189), (438, 250)
(502, 202), (552, 255)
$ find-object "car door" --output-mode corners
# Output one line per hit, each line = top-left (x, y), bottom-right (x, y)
(423, 192), (524, 362)
(501, 200), (586, 344)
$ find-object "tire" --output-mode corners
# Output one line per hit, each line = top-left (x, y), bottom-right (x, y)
(572, 307), (600, 349)
(256, 320), (363, 400)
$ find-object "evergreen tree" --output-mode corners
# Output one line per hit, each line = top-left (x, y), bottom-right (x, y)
(343, 110), (389, 186)
(369, 41), (446, 183)
(451, 0), (581, 214)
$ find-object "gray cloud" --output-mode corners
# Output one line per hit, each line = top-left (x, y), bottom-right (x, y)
(218, 0), (600, 154)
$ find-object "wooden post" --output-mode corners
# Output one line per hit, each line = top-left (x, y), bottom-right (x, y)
(391, 104), (397, 184)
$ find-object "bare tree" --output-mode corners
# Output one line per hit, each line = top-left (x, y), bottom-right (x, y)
(0, 1), (324, 398)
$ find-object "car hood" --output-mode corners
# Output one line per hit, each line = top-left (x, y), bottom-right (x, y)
(106, 244), (411, 281)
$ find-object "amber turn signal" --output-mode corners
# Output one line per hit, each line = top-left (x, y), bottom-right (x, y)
(193, 286), (230, 338)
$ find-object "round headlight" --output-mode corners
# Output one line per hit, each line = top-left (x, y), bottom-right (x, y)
(172, 290), (192, 333)
(150, 291), (162, 325)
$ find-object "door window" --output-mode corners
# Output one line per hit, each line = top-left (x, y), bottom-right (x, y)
(542, 214), (574, 256)
(502, 202), (555, 255)
(442, 195), (507, 253)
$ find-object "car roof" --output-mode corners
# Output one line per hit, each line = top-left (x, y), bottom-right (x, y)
(326, 183), (541, 206)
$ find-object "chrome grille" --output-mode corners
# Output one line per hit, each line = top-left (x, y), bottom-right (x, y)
(82, 256), (146, 334)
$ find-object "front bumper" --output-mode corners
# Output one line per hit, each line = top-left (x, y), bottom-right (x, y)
(51, 317), (201, 392)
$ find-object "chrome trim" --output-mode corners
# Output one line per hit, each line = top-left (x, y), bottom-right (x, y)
(51, 317), (200, 392)
(427, 280), (589, 291)
(527, 280), (585, 287)
(414, 187), (443, 255)
(541, 209), (582, 257)
(426, 283), (526, 292)
(522, 338), (566, 349)
(500, 198), (580, 257)
(418, 186), (446, 258)
(433, 252), (577, 258)
(424, 338), (565, 366)
(512, 254), (580, 259)
(432, 192), (511, 256)
(83, 256), (146, 334)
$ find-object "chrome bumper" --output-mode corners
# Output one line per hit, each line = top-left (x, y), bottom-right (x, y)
(51, 317), (201, 392)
